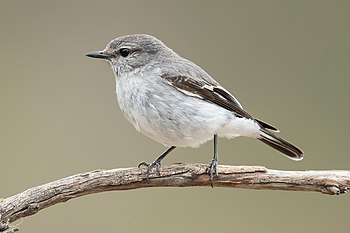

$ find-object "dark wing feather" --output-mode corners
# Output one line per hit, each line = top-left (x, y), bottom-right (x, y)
(162, 74), (253, 119)
(162, 74), (279, 132)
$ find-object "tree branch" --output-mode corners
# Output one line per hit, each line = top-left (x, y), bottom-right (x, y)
(1, 163), (349, 232)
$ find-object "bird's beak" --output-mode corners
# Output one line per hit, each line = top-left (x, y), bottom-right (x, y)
(86, 50), (110, 59)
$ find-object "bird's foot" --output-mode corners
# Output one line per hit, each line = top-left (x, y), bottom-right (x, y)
(206, 157), (219, 188)
(138, 160), (162, 179)
(137, 146), (176, 179)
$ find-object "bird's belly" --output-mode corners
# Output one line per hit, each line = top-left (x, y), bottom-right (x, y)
(121, 99), (219, 147)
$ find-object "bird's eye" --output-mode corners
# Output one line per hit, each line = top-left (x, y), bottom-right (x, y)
(119, 48), (130, 57)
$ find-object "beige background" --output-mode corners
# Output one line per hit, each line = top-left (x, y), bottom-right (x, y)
(1, 1), (349, 232)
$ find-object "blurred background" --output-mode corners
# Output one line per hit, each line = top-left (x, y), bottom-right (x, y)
(1, 0), (349, 232)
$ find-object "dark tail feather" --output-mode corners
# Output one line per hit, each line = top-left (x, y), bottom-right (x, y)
(258, 129), (304, 161)
(255, 118), (279, 132)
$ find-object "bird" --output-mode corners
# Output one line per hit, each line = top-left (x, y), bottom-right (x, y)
(86, 34), (303, 186)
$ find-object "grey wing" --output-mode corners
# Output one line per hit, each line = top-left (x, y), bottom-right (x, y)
(162, 74), (252, 119)
(162, 74), (279, 132)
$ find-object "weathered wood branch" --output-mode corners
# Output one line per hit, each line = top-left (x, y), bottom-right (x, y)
(1, 163), (349, 232)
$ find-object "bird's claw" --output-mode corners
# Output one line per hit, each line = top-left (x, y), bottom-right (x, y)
(207, 158), (219, 188)
(138, 160), (161, 179)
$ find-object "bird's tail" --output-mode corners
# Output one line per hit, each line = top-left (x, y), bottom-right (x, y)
(258, 128), (303, 161)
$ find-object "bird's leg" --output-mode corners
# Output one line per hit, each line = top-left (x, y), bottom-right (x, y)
(138, 146), (176, 178)
(207, 134), (219, 187)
